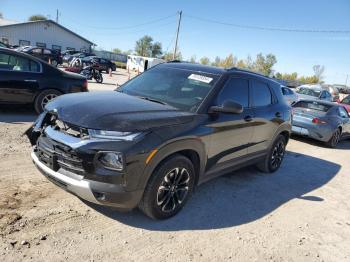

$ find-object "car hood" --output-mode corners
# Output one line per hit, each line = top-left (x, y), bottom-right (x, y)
(45, 92), (195, 132)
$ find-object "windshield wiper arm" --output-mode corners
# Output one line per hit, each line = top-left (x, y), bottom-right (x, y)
(138, 96), (168, 105)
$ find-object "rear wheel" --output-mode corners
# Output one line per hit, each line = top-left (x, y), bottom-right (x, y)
(34, 89), (62, 114)
(326, 128), (341, 148)
(94, 72), (103, 83)
(257, 135), (286, 173)
(139, 155), (195, 219)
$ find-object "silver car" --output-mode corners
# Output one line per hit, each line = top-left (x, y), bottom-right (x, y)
(296, 85), (333, 102)
(281, 86), (298, 105)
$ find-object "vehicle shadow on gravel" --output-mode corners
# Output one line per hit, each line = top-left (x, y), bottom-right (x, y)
(87, 150), (340, 231)
(291, 135), (350, 150)
(0, 105), (37, 124)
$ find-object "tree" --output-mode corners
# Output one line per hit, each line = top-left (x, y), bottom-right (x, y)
(211, 56), (221, 67)
(135, 35), (163, 57)
(252, 53), (277, 76)
(112, 48), (122, 54)
(220, 54), (236, 68)
(189, 55), (197, 63)
(135, 35), (153, 57)
(313, 65), (325, 83)
(151, 42), (162, 58)
(236, 59), (247, 69)
(28, 14), (47, 21)
(199, 56), (210, 65)
(162, 51), (182, 61)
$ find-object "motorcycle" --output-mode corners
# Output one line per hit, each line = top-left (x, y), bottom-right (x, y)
(80, 62), (103, 83)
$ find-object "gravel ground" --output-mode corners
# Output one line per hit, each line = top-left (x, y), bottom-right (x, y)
(0, 72), (350, 261)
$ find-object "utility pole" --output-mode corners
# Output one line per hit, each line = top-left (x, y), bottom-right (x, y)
(56, 9), (59, 23)
(173, 11), (182, 60)
(345, 74), (349, 87)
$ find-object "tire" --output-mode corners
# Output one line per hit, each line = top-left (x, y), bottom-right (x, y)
(95, 72), (103, 83)
(139, 155), (195, 219)
(257, 134), (286, 173)
(51, 60), (58, 67)
(325, 128), (341, 148)
(34, 89), (62, 114)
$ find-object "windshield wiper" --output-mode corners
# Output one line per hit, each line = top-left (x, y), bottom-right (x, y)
(138, 96), (168, 105)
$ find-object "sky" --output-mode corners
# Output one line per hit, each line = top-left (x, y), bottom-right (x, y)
(1, 0), (349, 84)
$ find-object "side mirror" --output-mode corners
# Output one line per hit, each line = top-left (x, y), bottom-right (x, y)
(209, 100), (243, 114)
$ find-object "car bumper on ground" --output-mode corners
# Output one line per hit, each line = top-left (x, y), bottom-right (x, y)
(31, 150), (143, 210)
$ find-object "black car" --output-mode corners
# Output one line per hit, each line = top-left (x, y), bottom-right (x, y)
(17, 46), (63, 67)
(82, 57), (116, 73)
(0, 48), (88, 113)
(28, 62), (291, 219)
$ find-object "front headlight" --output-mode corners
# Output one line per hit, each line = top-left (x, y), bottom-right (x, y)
(97, 152), (124, 171)
(88, 129), (142, 141)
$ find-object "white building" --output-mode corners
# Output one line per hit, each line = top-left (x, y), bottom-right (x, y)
(0, 19), (94, 52)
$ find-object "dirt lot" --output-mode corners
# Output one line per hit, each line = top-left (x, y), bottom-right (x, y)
(1, 71), (350, 261)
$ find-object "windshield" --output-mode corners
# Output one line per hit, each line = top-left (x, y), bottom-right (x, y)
(296, 87), (321, 97)
(118, 66), (220, 112)
(342, 96), (350, 105)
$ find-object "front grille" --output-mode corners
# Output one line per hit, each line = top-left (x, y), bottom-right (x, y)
(36, 136), (85, 175)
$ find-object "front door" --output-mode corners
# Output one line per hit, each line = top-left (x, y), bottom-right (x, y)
(206, 76), (254, 173)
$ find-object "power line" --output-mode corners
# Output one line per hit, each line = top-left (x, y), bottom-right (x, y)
(62, 13), (176, 30)
(185, 14), (350, 34)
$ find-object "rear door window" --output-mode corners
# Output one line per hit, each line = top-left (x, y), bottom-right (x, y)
(217, 77), (249, 107)
(251, 80), (272, 107)
(0, 52), (41, 72)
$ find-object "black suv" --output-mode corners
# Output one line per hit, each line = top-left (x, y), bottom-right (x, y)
(28, 62), (291, 219)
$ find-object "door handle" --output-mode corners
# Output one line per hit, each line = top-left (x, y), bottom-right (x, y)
(24, 79), (37, 82)
(244, 115), (253, 122)
(275, 112), (282, 118)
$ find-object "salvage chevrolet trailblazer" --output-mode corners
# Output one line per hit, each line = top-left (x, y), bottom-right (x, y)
(27, 62), (292, 219)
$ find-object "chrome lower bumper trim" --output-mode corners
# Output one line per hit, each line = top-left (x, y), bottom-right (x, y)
(31, 150), (99, 204)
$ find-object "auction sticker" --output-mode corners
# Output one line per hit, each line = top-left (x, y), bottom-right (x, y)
(188, 74), (213, 84)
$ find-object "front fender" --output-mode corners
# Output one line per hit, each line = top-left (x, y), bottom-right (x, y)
(137, 138), (207, 190)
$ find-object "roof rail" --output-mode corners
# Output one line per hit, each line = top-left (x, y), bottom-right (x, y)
(226, 67), (270, 78)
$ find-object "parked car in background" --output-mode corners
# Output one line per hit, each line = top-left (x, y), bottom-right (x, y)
(0, 48), (88, 113)
(323, 85), (340, 102)
(296, 85), (333, 101)
(339, 95), (350, 113)
(292, 100), (350, 147)
(0, 41), (10, 48)
(17, 46), (63, 67)
(281, 86), (298, 105)
(63, 52), (95, 64)
(334, 84), (350, 94)
(27, 62), (291, 219)
(82, 56), (116, 73)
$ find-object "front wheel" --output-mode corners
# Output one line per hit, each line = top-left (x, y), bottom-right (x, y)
(139, 155), (195, 219)
(257, 134), (286, 173)
(94, 72), (103, 83)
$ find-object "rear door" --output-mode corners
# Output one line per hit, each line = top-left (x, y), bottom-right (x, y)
(0, 50), (41, 103)
(248, 78), (280, 154)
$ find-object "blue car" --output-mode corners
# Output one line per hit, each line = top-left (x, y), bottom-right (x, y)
(292, 100), (350, 147)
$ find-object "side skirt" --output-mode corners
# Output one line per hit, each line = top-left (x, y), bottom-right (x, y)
(198, 151), (267, 185)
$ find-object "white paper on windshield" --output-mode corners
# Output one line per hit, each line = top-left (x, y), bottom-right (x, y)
(188, 74), (213, 84)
